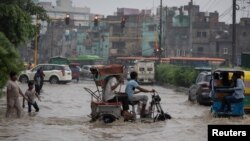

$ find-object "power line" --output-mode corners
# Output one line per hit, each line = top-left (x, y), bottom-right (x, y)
(206, 0), (217, 11)
(200, 0), (212, 10)
(209, 0), (225, 12)
(219, 7), (232, 18)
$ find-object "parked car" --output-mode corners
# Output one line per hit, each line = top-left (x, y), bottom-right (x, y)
(18, 64), (72, 84)
(69, 63), (81, 82)
(188, 71), (212, 106)
(81, 65), (93, 78)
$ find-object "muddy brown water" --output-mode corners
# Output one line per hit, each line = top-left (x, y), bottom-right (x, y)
(0, 80), (249, 141)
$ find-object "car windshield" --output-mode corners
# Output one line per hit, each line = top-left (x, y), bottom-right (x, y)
(205, 75), (212, 82)
(83, 66), (91, 70)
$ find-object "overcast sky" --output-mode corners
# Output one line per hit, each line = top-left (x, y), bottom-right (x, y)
(40, 0), (250, 24)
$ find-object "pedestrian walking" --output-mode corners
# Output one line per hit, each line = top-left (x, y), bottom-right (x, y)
(34, 68), (45, 95)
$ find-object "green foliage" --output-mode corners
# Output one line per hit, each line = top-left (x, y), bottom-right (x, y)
(0, 32), (24, 89)
(0, 0), (49, 46)
(156, 64), (198, 87)
(0, 0), (48, 89)
(242, 67), (250, 71)
(0, 4), (35, 45)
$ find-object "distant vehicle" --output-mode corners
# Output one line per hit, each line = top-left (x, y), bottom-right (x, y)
(133, 60), (155, 84)
(210, 68), (249, 117)
(48, 56), (70, 65)
(169, 57), (225, 68)
(126, 65), (135, 80)
(69, 63), (81, 82)
(18, 64), (72, 84)
(188, 71), (212, 106)
(81, 65), (93, 78)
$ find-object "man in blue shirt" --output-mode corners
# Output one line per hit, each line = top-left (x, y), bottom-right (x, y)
(125, 71), (155, 117)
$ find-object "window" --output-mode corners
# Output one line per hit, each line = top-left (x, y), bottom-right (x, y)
(242, 32), (247, 37)
(176, 49), (181, 56)
(181, 50), (186, 56)
(43, 65), (54, 71)
(148, 25), (155, 31)
(54, 66), (63, 70)
(149, 41), (155, 48)
(196, 74), (204, 83)
(202, 32), (207, 37)
(197, 47), (204, 52)
(223, 48), (228, 54)
(197, 32), (201, 37)
(93, 33), (98, 38)
(139, 68), (145, 71)
(205, 75), (212, 82)
(147, 68), (153, 71)
(32, 66), (42, 71)
(63, 66), (71, 71)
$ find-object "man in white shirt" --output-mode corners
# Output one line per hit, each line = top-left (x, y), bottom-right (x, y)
(103, 75), (133, 120)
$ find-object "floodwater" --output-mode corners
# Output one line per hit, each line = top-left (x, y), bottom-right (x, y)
(0, 80), (250, 141)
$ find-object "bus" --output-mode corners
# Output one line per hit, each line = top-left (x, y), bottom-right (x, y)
(169, 57), (225, 67)
(48, 56), (70, 65)
(116, 56), (169, 66)
(116, 56), (225, 68)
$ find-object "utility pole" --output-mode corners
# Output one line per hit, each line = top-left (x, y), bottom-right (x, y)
(189, 0), (193, 57)
(158, 0), (162, 63)
(232, 0), (236, 67)
(34, 14), (38, 65)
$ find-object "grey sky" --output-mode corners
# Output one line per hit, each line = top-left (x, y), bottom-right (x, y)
(40, 0), (250, 24)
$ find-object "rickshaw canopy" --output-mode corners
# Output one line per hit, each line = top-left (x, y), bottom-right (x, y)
(90, 64), (124, 87)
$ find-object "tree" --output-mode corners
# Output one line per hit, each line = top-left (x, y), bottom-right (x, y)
(0, 0), (48, 89)
(0, 32), (24, 89)
(0, 0), (49, 46)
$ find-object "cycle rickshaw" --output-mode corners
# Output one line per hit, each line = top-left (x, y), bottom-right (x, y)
(84, 64), (171, 123)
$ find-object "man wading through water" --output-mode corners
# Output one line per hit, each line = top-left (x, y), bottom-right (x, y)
(6, 71), (28, 118)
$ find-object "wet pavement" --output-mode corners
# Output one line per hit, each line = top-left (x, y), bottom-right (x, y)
(0, 80), (250, 141)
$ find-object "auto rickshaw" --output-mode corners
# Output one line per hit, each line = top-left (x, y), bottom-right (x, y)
(210, 68), (250, 117)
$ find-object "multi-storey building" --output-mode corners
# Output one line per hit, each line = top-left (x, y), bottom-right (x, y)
(235, 18), (250, 65)
(21, 1), (249, 65)
(36, 0), (91, 62)
(164, 2), (229, 60)
(107, 8), (155, 61)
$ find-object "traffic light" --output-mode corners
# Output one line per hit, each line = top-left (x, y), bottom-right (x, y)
(65, 14), (70, 25)
(121, 16), (125, 28)
(94, 15), (98, 27)
(154, 47), (163, 56)
(154, 48), (159, 55)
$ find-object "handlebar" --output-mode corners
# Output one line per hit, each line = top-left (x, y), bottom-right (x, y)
(151, 90), (158, 95)
(151, 91), (161, 102)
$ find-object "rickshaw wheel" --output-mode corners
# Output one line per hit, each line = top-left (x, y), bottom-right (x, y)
(102, 114), (116, 123)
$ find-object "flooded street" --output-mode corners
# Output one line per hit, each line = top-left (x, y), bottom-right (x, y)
(1, 80), (250, 141)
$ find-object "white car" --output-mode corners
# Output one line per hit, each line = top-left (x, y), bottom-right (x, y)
(18, 64), (72, 84)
